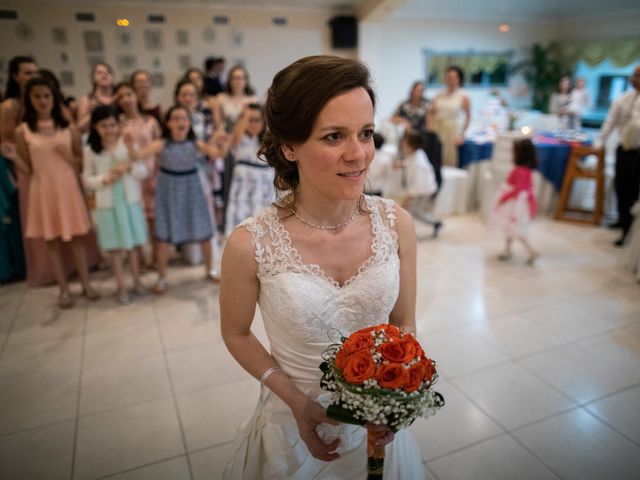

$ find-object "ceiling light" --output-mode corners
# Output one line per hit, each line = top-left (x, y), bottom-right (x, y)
(116, 18), (130, 27)
(499, 23), (510, 33)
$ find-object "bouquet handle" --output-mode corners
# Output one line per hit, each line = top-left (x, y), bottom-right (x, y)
(367, 428), (385, 480)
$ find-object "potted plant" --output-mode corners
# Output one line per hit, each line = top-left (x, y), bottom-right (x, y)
(512, 42), (567, 113)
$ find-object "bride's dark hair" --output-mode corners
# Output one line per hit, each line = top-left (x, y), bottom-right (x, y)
(259, 55), (376, 202)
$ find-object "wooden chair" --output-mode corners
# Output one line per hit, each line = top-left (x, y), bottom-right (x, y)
(554, 145), (605, 225)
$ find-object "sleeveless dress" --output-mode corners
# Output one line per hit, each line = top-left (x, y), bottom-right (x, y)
(224, 195), (426, 480)
(22, 126), (91, 241)
(432, 89), (466, 167)
(224, 134), (275, 236)
(154, 141), (214, 244)
(490, 166), (537, 239)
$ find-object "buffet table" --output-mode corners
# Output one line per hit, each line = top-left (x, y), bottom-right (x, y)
(458, 135), (578, 191)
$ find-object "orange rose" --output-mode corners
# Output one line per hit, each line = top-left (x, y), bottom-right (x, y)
(378, 336), (417, 363)
(343, 350), (377, 384)
(358, 324), (401, 337)
(422, 358), (437, 383)
(384, 324), (402, 337)
(335, 348), (349, 370)
(342, 332), (374, 355)
(404, 362), (427, 393)
(376, 363), (409, 390)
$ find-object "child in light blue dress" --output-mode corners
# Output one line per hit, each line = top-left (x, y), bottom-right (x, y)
(82, 105), (149, 304)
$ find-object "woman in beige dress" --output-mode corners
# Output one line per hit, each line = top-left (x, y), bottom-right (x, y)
(429, 65), (471, 167)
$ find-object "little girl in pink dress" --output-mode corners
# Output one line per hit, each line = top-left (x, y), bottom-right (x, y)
(491, 138), (539, 264)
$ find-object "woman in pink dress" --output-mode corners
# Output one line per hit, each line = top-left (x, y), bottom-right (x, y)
(114, 82), (161, 267)
(0, 59), (102, 286)
(4, 77), (99, 307)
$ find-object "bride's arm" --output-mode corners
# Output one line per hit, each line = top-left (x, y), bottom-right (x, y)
(388, 205), (418, 334)
(220, 227), (341, 461)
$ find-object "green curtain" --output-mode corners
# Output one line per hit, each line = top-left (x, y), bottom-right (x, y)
(427, 53), (511, 82)
(559, 37), (640, 68)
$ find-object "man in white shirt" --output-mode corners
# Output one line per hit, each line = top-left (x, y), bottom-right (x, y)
(598, 65), (640, 246)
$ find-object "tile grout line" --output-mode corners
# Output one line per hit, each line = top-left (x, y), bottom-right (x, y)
(93, 453), (188, 479)
(69, 299), (89, 480)
(153, 298), (195, 480)
(444, 378), (566, 479)
(514, 342), (639, 409)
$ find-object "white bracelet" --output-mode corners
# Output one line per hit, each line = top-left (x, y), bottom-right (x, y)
(260, 366), (281, 386)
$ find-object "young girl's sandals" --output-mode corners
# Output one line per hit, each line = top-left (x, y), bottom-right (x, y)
(153, 276), (167, 295)
(58, 291), (74, 309)
(206, 269), (220, 283)
(82, 287), (101, 301)
(132, 284), (150, 297)
(117, 290), (131, 305)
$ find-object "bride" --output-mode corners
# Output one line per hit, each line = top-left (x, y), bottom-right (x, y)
(220, 55), (426, 479)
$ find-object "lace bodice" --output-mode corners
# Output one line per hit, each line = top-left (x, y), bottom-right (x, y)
(241, 195), (400, 390)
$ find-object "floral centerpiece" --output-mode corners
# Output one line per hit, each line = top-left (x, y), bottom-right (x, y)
(320, 324), (444, 479)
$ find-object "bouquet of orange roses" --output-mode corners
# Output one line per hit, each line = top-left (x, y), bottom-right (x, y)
(320, 324), (444, 479)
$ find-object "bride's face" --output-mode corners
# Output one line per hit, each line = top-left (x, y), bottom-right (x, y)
(287, 87), (375, 201)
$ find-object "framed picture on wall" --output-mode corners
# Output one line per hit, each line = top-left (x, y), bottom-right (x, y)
(151, 72), (164, 87)
(231, 29), (243, 47)
(144, 30), (163, 51)
(176, 29), (189, 47)
(83, 31), (104, 52)
(115, 29), (133, 49)
(87, 56), (105, 69)
(203, 27), (216, 43)
(52, 27), (67, 45)
(117, 54), (137, 71)
(60, 71), (74, 87)
(178, 55), (191, 70)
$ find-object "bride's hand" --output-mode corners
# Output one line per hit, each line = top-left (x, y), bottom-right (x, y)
(366, 422), (395, 447)
(292, 397), (341, 461)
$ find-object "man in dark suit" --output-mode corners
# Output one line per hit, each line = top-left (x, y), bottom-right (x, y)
(203, 56), (225, 96)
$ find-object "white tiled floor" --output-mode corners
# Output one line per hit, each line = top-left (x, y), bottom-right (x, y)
(0, 214), (639, 479)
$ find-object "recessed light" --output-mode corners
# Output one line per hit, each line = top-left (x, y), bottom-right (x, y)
(499, 23), (510, 33)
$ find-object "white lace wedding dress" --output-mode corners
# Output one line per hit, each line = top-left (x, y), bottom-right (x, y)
(223, 195), (426, 479)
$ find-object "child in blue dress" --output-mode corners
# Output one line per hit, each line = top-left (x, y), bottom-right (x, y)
(224, 103), (275, 236)
(83, 105), (149, 304)
(125, 105), (223, 293)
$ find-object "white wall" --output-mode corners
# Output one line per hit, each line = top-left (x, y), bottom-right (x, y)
(552, 11), (640, 41)
(359, 17), (558, 123)
(0, 1), (355, 106)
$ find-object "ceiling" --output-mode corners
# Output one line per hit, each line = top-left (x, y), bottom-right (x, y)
(27, 0), (640, 21)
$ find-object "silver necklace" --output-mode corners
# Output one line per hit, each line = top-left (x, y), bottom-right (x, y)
(292, 202), (360, 231)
